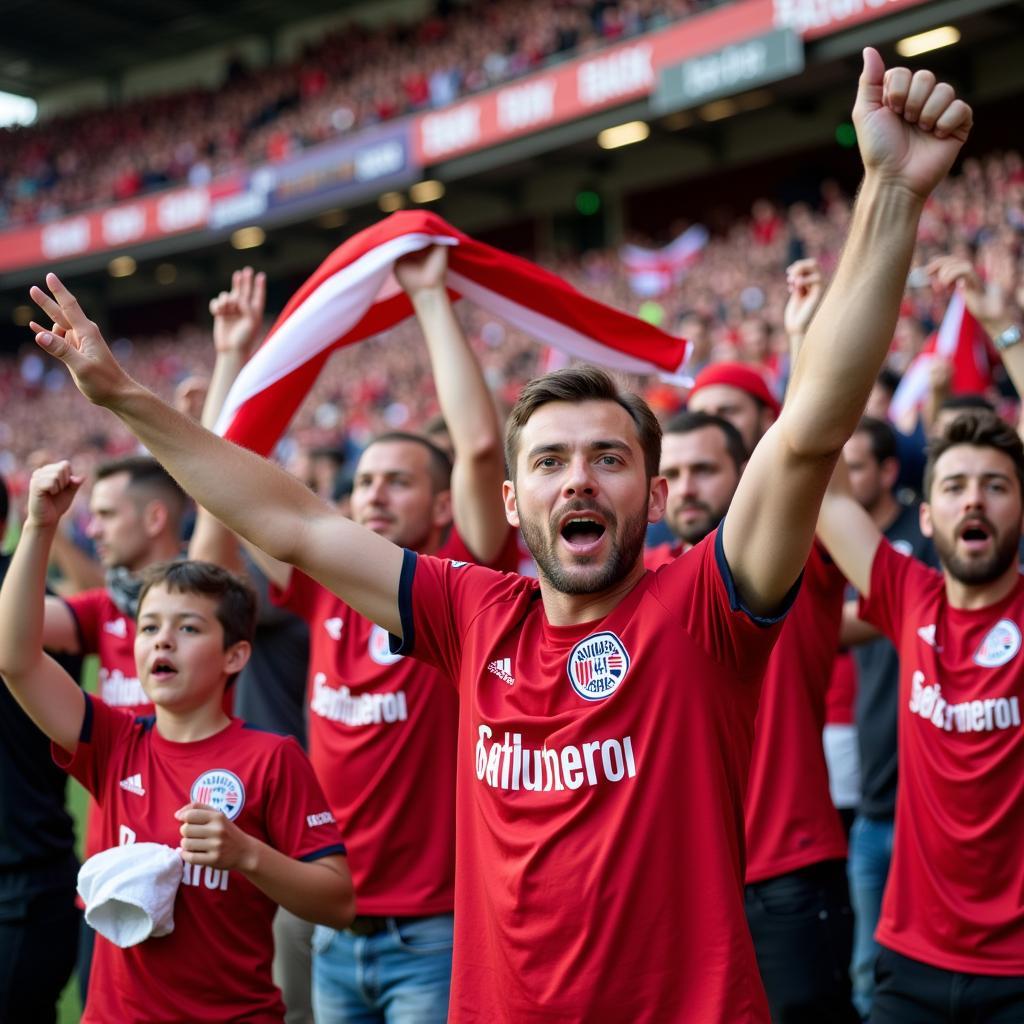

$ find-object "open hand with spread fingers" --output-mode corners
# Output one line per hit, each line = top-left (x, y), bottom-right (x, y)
(853, 47), (972, 201)
(28, 273), (134, 408)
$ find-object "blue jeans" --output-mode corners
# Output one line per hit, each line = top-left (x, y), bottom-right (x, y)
(847, 815), (895, 1020)
(312, 914), (453, 1024)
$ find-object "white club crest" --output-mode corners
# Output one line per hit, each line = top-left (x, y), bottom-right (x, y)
(566, 631), (631, 701)
(974, 619), (1021, 668)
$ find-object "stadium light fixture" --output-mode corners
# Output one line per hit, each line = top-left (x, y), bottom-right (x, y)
(378, 192), (406, 213)
(108, 256), (137, 278)
(597, 121), (649, 150)
(895, 26), (960, 58)
(12, 305), (33, 326)
(155, 263), (177, 285)
(231, 226), (266, 250)
(410, 180), (446, 203)
(317, 208), (349, 229)
(698, 99), (738, 122)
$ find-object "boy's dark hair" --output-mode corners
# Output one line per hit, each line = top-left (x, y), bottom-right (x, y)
(937, 394), (995, 416)
(95, 455), (187, 520)
(364, 432), (453, 494)
(663, 410), (748, 470)
(854, 416), (898, 466)
(923, 412), (1024, 500)
(0, 474), (8, 530)
(505, 366), (662, 480)
(137, 561), (257, 650)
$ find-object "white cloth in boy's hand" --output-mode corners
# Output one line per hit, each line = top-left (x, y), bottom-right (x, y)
(78, 842), (183, 948)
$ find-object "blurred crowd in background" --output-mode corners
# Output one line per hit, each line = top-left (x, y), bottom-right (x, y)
(2, 145), (1023, 523)
(0, 0), (706, 228)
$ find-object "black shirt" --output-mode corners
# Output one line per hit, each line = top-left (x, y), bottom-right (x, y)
(232, 554), (309, 748)
(0, 553), (83, 870)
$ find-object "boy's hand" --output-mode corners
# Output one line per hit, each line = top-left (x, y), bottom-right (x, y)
(176, 803), (258, 872)
(210, 267), (266, 358)
(27, 461), (84, 530)
(29, 273), (134, 408)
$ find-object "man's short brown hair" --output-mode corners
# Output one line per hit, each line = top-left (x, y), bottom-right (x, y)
(504, 366), (662, 480)
(95, 455), (187, 523)
(923, 411), (1024, 500)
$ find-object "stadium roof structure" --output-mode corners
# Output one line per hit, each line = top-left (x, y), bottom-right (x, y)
(0, 0), (369, 96)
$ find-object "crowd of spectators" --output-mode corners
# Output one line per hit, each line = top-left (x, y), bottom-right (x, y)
(2, 146), (1022, 521)
(0, 0), (702, 228)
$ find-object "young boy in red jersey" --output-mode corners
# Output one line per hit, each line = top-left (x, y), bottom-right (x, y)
(818, 412), (1024, 1022)
(0, 461), (355, 1024)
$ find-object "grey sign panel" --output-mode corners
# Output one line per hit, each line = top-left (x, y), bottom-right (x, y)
(653, 29), (804, 113)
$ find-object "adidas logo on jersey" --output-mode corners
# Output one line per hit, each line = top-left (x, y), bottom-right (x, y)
(324, 617), (344, 640)
(103, 617), (128, 638)
(917, 624), (939, 649)
(487, 658), (515, 686)
(119, 773), (145, 796)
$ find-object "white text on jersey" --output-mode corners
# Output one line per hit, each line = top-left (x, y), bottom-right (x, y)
(475, 724), (636, 791)
(99, 667), (148, 707)
(909, 670), (1022, 734)
(311, 673), (409, 727)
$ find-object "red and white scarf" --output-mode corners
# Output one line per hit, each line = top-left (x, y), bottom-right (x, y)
(215, 210), (689, 454)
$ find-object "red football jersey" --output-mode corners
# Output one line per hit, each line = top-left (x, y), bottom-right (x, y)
(269, 527), (516, 915)
(860, 540), (1024, 974)
(64, 589), (150, 712)
(55, 696), (345, 1023)
(395, 529), (790, 1022)
(643, 541), (683, 570)
(744, 543), (848, 882)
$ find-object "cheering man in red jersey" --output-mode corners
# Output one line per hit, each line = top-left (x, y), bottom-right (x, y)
(817, 410), (1024, 1022)
(27, 50), (970, 1022)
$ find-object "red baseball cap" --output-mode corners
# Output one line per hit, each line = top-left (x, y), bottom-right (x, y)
(687, 362), (782, 418)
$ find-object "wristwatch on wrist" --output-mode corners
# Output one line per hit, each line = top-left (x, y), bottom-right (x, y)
(994, 324), (1022, 351)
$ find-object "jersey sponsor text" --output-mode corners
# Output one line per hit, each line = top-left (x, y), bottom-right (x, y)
(99, 667), (148, 707)
(311, 673), (409, 727)
(475, 723), (637, 792)
(909, 670), (1022, 734)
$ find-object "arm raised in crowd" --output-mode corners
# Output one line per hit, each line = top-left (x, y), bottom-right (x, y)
(395, 245), (509, 564)
(185, 267), (294, 589)
(28, 281), (405, 638)
(0, 462), (88, 752)
(721, 48), (971, 614)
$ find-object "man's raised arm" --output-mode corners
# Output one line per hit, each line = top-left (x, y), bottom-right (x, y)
(28, 277), (404, 637)
(395, 246), (509, 564)
(722, 48), (971, 614)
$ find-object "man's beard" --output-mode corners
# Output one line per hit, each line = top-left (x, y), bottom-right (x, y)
(933, 518), (1021, 586)
(669, 501), (728, 546)
(519, 498), (649, 595)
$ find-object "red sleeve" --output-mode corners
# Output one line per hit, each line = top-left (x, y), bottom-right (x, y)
(858, 538), (931, 644)
(263, 737), (348, 862)
(63, 589), (105, 654)
(391, 550), (522, 686)
(649, 527), (797, 673)
(439, 525), (520, 572)
(51, 693), (135, 801)
(268, 569), (321, 620)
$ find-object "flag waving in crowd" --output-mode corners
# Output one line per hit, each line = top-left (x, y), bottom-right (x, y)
(215, 211), (690, 455)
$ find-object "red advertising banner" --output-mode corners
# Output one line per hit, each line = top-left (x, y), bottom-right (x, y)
(0, 187), (212, 274)
(412, 0), (935, 163)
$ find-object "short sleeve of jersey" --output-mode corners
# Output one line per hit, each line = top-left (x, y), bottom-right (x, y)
(649, 527), (798, 671)
(261, 737), (348, 862)
(806, 539), (847, 602)
(391, 551), (516, 685)
(63, 589), (105, 653)
(858, 538), (931, 644)
(51, 693), (134, 800)
(268, 569), (321, 620)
